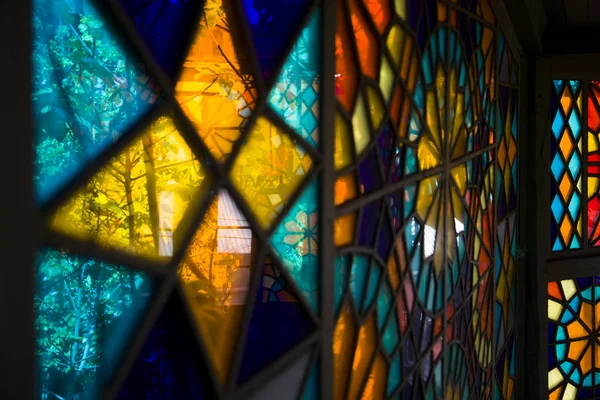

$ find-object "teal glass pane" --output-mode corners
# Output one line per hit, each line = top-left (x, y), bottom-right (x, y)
(334, 255), (350, 316)
(382, 314), (399, 355)
(349, 255), (369, 308)
(35, 249), (154, 400)
(387, 353), (401, 396)
(270, 179), (319, 310)
(376, 282), (392, 329)
(568, 192), (581, 221)
(361, 265), (382, 311)
(554, 80), (564, 93)
(568, 111), (582, 139)
(301, 362), (319, 400)
(553, 238), (564, 251)
(570, 80), (580, 93)
(33, 0), (158, 202)
(268, 10), (320, 147)
(568, 151), (581, 177)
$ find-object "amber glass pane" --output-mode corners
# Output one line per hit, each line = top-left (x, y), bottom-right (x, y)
(51, 116), (209, 260)
(230, 116), (313, 230)
(334, 305), (357, 400)
(178, 190), (257, 384)
(175, 0), (257, 162)
(361, 352), (387, 400)
(335, 213), (357, 246)
(335, 174), (358, 206)
(348, 314), (377, 400)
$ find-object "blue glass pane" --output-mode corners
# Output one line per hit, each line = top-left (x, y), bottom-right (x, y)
(33, 0), (157, 202)
(268, 10), (320, 147)
(359, 151), (383, 194)
(552, 238), (564, 251)
(117, 294), (212, 399)
(553, 80), (564, 94)
(568, 110), (582, 139)
(552, 113), (564, 139)
(35, 249), (154, 400)
(238, 264), (315, 383)
(242, 0), (313, 80)
(270, 179), (319, 310)
(551, 196), (565, 223)
(551, 154), (565, 180)
(570, 80), (580, 93)
(118, 0), (204, 77)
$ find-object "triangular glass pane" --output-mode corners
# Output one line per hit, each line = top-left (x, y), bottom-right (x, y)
(178, 190), (258, 385)
(116, 293), (214, 399)
(241, 0), (314, 80)
(175, 0), (258, 162)
(269, 179), (319, 310)
(301, 360), (319, 400)
(33, 0), (159, 202)
(238, 257), (316, 383)
(50, 115), (211, 261)
(35, 248), (155, 400)
(248, 350), (312, 400)
(268, 10), (321, 147)
(118, 0), (205, 78)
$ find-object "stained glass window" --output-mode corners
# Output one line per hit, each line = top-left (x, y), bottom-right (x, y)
(548, 278), (600, 399)
(32, 0), (519, 398)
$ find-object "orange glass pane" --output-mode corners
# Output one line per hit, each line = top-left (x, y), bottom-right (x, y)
(362, 0), (392, 34)
(175, 0), (257, 161)
(348, 314), (377, 400)
(334, 305), (358, 400)
(230, 116), (313, 229)
(349, 0), (379, 79)
(335, 213), (357, 246)
(335, 174), (358, 206)
(178, 190), (256, 384)
(336, 0), (359, 111)
(361, 352), (387, 400)
(51, 116), (209, 260)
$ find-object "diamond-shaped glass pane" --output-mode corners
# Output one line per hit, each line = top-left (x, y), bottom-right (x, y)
(230, 116), (313, 229)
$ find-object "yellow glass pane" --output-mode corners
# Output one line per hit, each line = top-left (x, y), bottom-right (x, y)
(334, 305), (357, 400)
(589, 132), (598, 153)
(230, 116), (312, 229)
(366, 86), (385, 131)
(548, 299), (563, 321)
(379, 56), (394, 103)
(361, 352), (387, 400)
(335, 174), (358, 206)
(417, 175), (441, 220)
(589, 177), (599, 198)
(51, 116), (209, 260)
(386, 23), (405, 69)
(348, 314), (377, 400)
(563, 384), (577, 400)
(178, 190), (256, 384)
(451, 164), (468, 196)
(394, 0), (406, 19)
(561, 280), (577, 300)
(335, 112), (354, 170)
(548, 367), (564, 390)
(417, 132), (442, 170)
(175, 0), (257, 161)
(335, 213), (357, 246)
(352, 94), (371, 155)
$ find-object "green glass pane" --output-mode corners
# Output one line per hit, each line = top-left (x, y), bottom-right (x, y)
(35, 249), (154, 400)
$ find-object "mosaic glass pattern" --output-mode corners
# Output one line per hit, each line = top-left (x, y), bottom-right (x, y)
(548, 278), (600, 399)
(32, 0), (520, 398)
(333, 0), (518, 398)
(550, 80), (583, 251)
(588, 81), (600, 247)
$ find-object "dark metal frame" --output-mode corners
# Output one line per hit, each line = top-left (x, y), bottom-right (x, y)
(0, 0), (529, 399)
